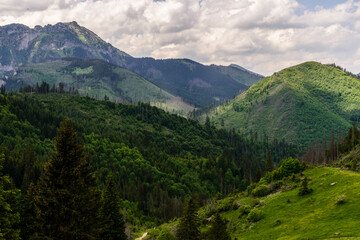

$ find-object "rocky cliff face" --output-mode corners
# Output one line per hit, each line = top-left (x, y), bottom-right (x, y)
(0, 21), (130, 72)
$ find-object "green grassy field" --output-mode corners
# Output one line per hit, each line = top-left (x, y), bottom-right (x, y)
(145, 167), (360, 240)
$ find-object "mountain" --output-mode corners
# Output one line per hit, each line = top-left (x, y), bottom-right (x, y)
(207, 62), (360, 147)
(210, 63), (264, 87)
(4, 58), (194, 115)
(122, 57), (258, 106)
(0, 22), (263, 107)
(0, 21), (129, 72)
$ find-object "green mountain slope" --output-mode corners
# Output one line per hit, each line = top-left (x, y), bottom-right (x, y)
(4, 58), (194, 115)
(0, 22), (262, 107)
(208, 62), (360, 147)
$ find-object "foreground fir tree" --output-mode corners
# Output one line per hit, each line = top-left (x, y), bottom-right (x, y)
(207, 212), (231, 240)
(176, 197), (200, 240)
(34, 118), (101, 239)
(0, 152), (21, 240)
(99, 175), (127, 240)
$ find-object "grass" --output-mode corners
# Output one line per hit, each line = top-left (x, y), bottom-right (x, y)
(146, 167), (360, 240)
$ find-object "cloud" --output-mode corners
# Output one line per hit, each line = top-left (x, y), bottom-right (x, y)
(0, 0), (360, 75)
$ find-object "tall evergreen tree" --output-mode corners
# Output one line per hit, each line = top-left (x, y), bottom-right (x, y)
(266, 149), (273, 172)
(0, 152), (21, 240)
(99, 175), (127, 240)
(21, 182), (39, 240)
(176, 197), (200, 240)
(207, 212), (231, 240)
(34, 118), (101, 240)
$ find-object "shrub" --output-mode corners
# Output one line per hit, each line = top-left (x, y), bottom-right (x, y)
(336, 195), (346, 205)
(252, 184), (270, 197)
(250, 198), (261, 207)
(298, 177), (312, 196)
(238, 205), (252, 217)
(247, 208), (263, 222)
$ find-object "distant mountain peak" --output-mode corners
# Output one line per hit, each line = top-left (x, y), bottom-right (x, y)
(229, 64), (264, 77)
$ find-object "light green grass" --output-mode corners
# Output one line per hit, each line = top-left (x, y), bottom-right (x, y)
(226, 168), (360, 240)
(147, 167), (360, 240)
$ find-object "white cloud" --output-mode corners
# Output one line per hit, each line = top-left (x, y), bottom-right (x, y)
(0, 0), (360, 75)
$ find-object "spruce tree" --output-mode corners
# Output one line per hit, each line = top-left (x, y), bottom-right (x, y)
(34, 118), (101, 240)
(21, 182), (39, 240)
(176, 197), (200, 240)
(266, 149), (273, 172)
(0, 152), (20, 240)
(99, 175), (127, 240)
(207, 212), (231, 240)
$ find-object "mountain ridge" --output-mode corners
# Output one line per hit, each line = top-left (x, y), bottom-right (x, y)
(0, 22), (263, 107)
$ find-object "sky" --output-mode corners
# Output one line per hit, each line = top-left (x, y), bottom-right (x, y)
(0, 0), (359, 76)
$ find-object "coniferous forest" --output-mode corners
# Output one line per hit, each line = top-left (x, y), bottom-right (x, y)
(0, 91), (299, 239)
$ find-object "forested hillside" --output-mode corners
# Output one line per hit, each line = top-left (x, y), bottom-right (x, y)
(207, 62), (360, 147)
(0, 92), (298, 226)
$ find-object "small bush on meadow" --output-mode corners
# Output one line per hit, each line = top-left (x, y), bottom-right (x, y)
(252, 184), (271, 197)
(336, 195), (346, 205)
(238, 205), (252, 217)
(247, 208), (263, 222)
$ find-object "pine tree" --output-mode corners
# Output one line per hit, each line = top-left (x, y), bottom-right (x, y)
(176, 197), (200, 240)
(21, 182), (39, 240)
(0, 152), (21, 240)
(207, 212), (231, 240)
(34, 118), (101, 240)
(99, 175), (127, 240)
(299, 176), (312, 196)
(266, 149), (273, 172)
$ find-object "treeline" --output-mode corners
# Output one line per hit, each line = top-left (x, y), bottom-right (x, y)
(19, 81), (79, 95)
(0, 92), (299, 221)
(303, 125), (360, 165)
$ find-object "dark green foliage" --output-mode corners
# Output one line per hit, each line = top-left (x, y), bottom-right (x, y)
(21, 182), (39, 239)
(0, 92), (298, 221)
(252, 185), (271, 197)
(239, 205), (252, 217)
(99, 176), (127, 240)
(33, 118), (101, 239)
(176, 197), (200, 240)
(247, 208), (263, 222)
(266, 149), (273, 172)
(298, 177), (312, 196)
(0, 152), (21, 240)
(263, 157), (301, 183)
(207, 212), (231, 240)
(157, 228), (175, 240)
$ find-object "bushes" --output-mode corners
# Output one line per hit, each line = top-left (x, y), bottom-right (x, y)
(238, 205), (252, 217)
(247, 208), (263, 222)
(252, 185), (270, 197)
(263, 157), (302, 183)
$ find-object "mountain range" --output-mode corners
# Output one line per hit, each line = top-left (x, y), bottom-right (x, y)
(0, 21), (263, 109)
